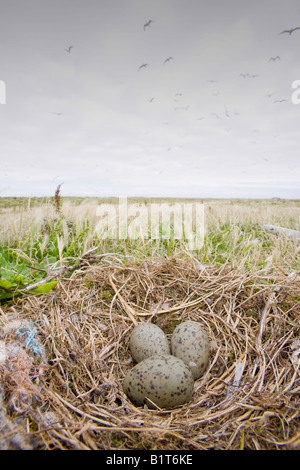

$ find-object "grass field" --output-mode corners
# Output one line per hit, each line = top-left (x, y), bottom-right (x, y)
(0, 195), (299, 300)
(0, 194), (300, 450)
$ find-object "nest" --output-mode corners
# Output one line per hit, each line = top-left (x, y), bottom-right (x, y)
(0, 254), (300, 450)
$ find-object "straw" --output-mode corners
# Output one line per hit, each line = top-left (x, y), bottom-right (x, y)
(0, 254), (299, 449)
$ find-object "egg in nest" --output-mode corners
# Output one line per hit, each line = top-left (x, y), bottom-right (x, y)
(171, 320), (210, 379)
(123, 354), (194, 409)
(129, 323), (170, 363)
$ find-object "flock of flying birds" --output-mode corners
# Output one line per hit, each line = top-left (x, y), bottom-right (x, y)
(56, 21), (299, 121)
(139, 20), (175, 71)
(138, 56), (175, 71)
(133, 19), (299, 116)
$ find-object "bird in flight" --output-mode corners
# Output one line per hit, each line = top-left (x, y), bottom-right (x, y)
(279, 26), (300, 35)
(164, 56), (175, 65)
(144, 20), (153, 30)
(268, 56), (280, 61)
(240, 73), (258, 78)
(148, 97), (155, 102)
(224, 106), (230, 118)
(52, 112), (64, 116)
(138, 63), (148, 71)
(65, 45), (74, 53)
(273, 99), (287, 103)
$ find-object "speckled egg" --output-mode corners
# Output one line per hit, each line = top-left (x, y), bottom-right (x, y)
(129, 323), (170, 363)
(171, 321), (210, 379)
(123, 355), (194, 409)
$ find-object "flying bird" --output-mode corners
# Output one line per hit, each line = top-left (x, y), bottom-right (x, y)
(144, 20), (153, 30)
(138, 63), (148, 71)
(224, 106), (230, 118)
(65, 45), (74, 53)
(273, 99), (287, 103)
(52, 112), (64, 116)
(164, 56), (175, 65)
(240, 73), (258, 78)
(148, 97), (155, 102)
(279, 26), (300, 35)
(268, 56), (280, 61)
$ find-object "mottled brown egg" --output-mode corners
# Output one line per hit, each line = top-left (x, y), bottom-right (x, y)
(129, 323), (170, 363)
(123, 355), (194, 409)
(171, 321), (210, 379)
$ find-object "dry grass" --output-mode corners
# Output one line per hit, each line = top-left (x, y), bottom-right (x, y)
(0, 253), (299, 450)
(1, 197), (300, 244)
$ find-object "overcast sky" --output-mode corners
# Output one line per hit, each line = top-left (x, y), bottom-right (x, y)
(0, 0), (300, 199)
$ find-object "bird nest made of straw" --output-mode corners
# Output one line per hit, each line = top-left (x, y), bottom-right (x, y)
(0, 254), (299, 450)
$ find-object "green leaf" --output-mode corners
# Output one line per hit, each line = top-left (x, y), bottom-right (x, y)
(30, 281), (58, 293)
(0, 279), (14, 290)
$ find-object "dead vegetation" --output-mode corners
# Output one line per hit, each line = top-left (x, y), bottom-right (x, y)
(0, 253), (300, 450)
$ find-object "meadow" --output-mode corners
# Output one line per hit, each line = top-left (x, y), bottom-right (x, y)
(0, 195), (299, 300)
(0, 194), (299, 450)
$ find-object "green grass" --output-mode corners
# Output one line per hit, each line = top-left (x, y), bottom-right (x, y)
(0, 195), (299, 303)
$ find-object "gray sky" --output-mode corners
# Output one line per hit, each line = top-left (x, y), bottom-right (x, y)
(0, 0), (300, 199)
